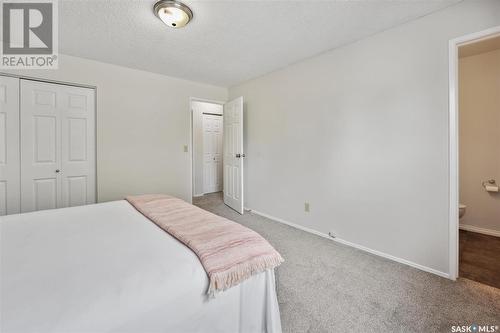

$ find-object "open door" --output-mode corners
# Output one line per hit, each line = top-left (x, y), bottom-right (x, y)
(223, 97), (244, 214)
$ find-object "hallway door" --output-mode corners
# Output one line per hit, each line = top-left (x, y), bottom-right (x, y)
(203, 113), (223, 194)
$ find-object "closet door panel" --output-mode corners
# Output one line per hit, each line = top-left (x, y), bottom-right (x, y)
(61, 86), (95, 207)
(0, 76), (20, 215)
(20, 80), (61, 213)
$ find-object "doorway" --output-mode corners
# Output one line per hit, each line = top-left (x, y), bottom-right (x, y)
(449, 27), (500, 287)
(191, 99), (224, 198)
(190, 97), (245, 214)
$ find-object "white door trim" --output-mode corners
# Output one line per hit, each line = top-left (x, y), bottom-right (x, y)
(0, 72), (96, 90)
(189, 97), (225, 202)
(448, 25), (500, 280)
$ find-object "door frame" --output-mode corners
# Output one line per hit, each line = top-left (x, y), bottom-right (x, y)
(189, 97), (225, 203)
(0, 72), (98, 203)
(448, 25), (500, 280)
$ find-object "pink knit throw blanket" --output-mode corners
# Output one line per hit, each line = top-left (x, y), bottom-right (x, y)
(126, 194), (284, 295)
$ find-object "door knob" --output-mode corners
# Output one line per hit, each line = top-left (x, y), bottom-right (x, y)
(55, 169), (60, 173)
(235, 154), (246, 158)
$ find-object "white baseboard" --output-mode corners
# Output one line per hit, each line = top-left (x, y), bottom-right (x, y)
(245, 207), (450, 280)
(459, 224), (500, 237)
(193, 194), (204, 198)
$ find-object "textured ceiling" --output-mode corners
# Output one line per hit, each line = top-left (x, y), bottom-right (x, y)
(59, 0), (461, 87)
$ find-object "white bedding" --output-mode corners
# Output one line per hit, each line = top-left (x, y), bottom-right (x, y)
(0, 201), (282, 333)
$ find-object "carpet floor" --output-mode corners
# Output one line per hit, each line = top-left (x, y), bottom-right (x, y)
(193, 192), (500, 333)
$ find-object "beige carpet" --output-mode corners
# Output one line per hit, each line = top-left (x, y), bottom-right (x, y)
(193, 192), (500, 333)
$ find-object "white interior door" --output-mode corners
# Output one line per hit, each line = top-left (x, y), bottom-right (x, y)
(203, 114), (223, 194)
(223, 97), (244, 214)
(60, 84), (96, 208)
(20, 80), (95, 213)
(0, 76), (20, 215)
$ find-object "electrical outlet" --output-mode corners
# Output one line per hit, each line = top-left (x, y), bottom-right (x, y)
(183, 145), (188, 152)
(304, 202), (310, 212)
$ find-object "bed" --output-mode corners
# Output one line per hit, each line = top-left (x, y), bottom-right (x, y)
(0, 200), (282, 333)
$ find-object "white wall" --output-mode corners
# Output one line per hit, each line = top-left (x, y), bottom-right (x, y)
(2, 55), (227, 202)
(229, 0), (500, 276)
(191, 101), (223, 196)
(459, 49), (500, 232)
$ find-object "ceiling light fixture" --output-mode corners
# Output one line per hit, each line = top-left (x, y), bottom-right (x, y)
(154, 0), (193, 29)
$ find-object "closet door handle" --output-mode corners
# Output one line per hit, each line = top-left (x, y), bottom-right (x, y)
(55, 169), (60, 173)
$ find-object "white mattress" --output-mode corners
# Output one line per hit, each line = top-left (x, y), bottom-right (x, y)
(0, 201), (282, 333)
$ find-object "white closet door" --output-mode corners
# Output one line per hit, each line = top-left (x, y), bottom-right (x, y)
(21, 80), (60, 212)
(60, 84), (95, 208)
(20, 80), (95, 213)
(0, 76), (20, 216)
(203, 114), (223, 194)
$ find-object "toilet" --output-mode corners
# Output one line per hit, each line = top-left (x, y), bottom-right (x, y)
(459, 204), (466, 219)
